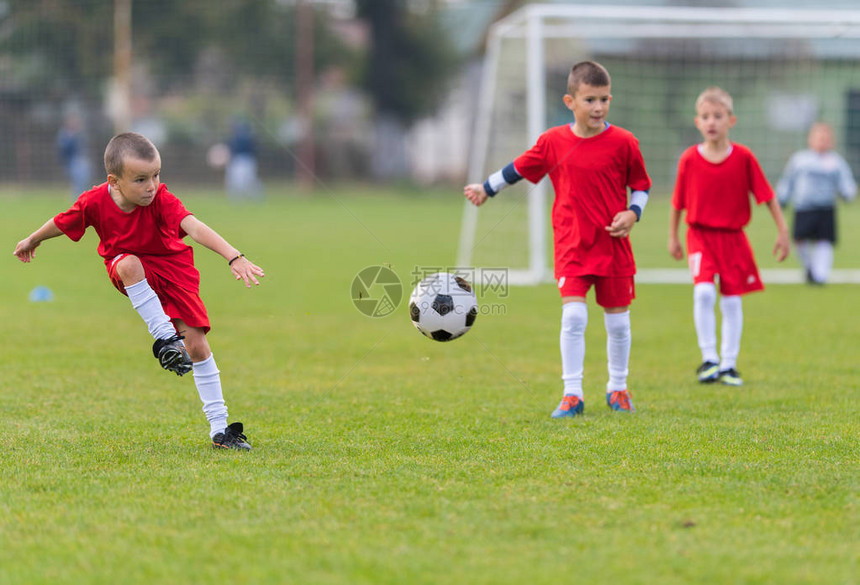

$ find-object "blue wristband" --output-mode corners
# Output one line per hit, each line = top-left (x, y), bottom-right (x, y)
(483, 180), (497, 197)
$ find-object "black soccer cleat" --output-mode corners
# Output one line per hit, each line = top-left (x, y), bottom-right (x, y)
(212, 422), (252, 451)
(696, 361), (720, 383)
(152, 334), (193, 376)
(718, 368), (743, 387)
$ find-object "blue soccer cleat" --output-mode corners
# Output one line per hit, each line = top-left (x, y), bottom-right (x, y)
(606, 389), (635, 412)
(551, 395), (584, 418)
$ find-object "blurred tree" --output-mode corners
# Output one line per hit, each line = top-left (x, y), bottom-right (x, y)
(0, 0), (353, 95)
(1, 0), (114, 98)
(355, 0), (459, 124)
(132, 0), (352, 92)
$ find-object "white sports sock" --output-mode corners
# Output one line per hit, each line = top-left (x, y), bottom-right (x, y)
(797, 241), (812, 273)
(604, 311), (631, 392)
(192, 354), (229, 438)
(693, 282), (719, 363)
(124, 279), (177, 341)
(560, 302), (588, 398)
(719, 295), (743, 371)
(810, 240), (833, 283)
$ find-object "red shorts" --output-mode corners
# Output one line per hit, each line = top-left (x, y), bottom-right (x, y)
(686, 226), (764, 296)
(108, 253), (211, 333)
(557, 274), (635, 308)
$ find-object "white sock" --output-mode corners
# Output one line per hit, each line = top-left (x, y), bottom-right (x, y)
(560, 302), (588, 399)
(125, 279), (176, 340)
(693, 282), (719, 363)
(797, 241), (812, 273)
(719, 295), (743, 371)
(192, 354), (229, 438)
(810, 240), (833, 283)
(604, 311), (631, 392)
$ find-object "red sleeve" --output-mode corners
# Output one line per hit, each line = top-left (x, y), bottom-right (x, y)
(627, 135), (651, 192)
(513, 133), (551, 184)
(53, 197), (89, 242)
(671, 149), (690, 211)
(155, 186), (194, 238)
(746, 150), (774, 205)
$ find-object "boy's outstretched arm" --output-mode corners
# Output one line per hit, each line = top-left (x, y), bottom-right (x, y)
(14, 219), (63, 263)
(180, 215), (265, 287)
(465, 162), (524, 207)
(668, 207), (684, 260)
(765, 198), (791, 262)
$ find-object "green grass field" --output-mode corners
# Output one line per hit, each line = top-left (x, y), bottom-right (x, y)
(1, 185), (857, 585)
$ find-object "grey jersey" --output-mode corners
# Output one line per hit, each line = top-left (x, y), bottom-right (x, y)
(777, 149), (856, 211)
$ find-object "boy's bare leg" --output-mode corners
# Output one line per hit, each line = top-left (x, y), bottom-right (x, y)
(177, 323), (211, 363)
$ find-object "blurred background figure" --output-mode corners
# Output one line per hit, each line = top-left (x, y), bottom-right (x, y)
(56, 113), (93, 199)
(225, 119), (263, 201)
(777, 122), (857, 285)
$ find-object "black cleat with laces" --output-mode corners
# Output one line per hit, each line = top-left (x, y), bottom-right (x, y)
(212, 422), (252, 451)
(152, 334), (193, 376)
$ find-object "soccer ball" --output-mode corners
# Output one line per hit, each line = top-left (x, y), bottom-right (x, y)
(409, 272), (478, 341)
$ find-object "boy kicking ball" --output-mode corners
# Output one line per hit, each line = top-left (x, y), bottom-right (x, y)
(14, 132), (264, 450)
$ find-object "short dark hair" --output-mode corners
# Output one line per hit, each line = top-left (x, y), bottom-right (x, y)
(567, 61), (611, 95)
(104, 132), (159, 177)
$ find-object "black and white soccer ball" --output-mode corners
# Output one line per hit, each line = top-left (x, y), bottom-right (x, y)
(409, 272), (478, 342)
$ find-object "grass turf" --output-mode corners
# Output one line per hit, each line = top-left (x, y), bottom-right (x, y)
(0, 184), (857, 585)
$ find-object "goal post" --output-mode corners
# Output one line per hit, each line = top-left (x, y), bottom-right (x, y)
(458, 4), (860, 285)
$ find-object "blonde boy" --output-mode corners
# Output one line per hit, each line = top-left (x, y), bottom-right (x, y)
(669, 87), (790, 386)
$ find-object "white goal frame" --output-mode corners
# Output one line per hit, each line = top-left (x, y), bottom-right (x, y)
(458, 4), (860, 285)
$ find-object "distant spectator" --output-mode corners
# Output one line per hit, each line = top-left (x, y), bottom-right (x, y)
(777, 122), (857, 285)
(56, 114), (93, 199)
(225, 119), (263, 200)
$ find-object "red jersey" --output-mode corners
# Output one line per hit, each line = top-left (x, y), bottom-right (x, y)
(53, 182), (199, 291)
(514, 123), (651, 278)
(672, 143), (774, 230)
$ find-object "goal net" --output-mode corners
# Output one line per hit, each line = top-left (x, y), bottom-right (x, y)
(458, 4), (860, 285)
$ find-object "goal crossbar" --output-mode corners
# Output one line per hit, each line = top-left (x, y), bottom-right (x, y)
(458, 4), (860, 285)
